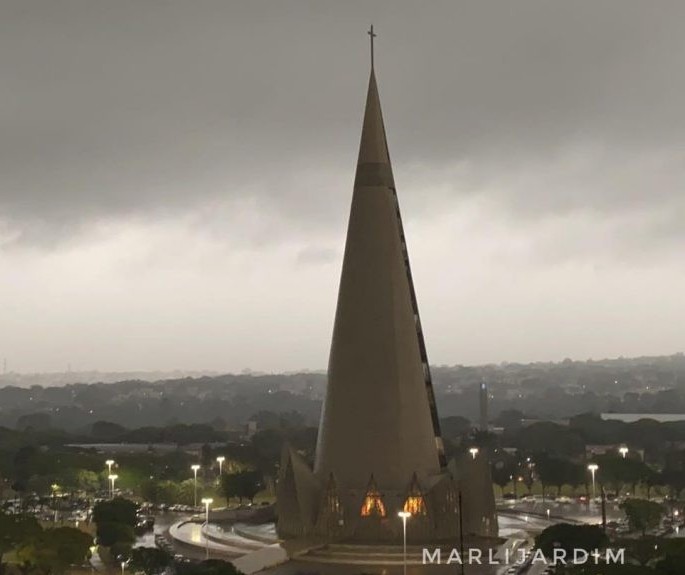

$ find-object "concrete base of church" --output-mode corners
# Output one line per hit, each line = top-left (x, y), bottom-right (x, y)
(276, 446), (499, 545)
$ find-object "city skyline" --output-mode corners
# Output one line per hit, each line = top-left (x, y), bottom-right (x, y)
(2, 1), (685, 373)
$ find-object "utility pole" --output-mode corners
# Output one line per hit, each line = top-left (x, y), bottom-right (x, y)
(458, 490), (465, 575)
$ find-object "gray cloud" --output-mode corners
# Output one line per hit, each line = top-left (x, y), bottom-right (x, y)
(0, 0), (684, 371)
(2, 1), (684, 237)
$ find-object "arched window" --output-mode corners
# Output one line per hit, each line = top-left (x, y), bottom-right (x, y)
(324, 473), (341, 515)
(403, 473), (427, 516)
(360, 475), (386, 517)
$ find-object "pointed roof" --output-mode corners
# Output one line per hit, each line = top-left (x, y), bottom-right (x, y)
(277, 444), (321, 533)
(354, 70), (394, 187)
(314, 62), (443, 490)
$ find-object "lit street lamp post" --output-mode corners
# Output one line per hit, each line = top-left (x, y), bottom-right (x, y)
(106, 460), (115, 476)
(397, 511), (411, 575)
(51, 483), (60, 522)
(216, 456), (225, 478)
(121, 561), (126, 575)
(588, 464), (599, 499)
(510, 475), (520, 500)
(191, 465), (201, 508)
(469, 447), (479, 460)
(202, 498), (214, 559)
(108, 474), (118, 499)
(619, 447), (629, 459)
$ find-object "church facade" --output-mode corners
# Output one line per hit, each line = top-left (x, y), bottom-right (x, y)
(276, 41), (498, 545)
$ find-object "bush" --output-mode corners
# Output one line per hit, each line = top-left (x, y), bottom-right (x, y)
(96, 522), (135, 547)
(93, 498), (138, 528)
(176, 559), (243, 575)
(535, 523), (608, 558)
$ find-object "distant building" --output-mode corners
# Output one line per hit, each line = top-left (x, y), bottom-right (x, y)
(601, 413), (685, 423)
(518, 418), (571, 428)
(586, 444), (644, 461)
(479, 382), (489, 431)
(245, 419), (258, 438)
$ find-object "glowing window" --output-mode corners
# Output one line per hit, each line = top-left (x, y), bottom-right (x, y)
(403, 474), (427, 516)
(360, 493), (386, 517)
(403, 495), (426, 515)
(324, 474), (341, 514)
(360, 476), (386, 517)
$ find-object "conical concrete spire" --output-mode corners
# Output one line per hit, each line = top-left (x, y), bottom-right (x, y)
(278, 41), (496, 544)
(314, 67), (444, 491)
(354, 70), (393, 180)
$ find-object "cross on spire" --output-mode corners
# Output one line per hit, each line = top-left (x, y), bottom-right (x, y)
(368, 25), (377, 69)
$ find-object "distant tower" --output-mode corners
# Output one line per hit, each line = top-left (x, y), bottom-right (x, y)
(479, 381), (489, 431)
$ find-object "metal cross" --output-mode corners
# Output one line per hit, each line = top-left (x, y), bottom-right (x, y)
(368, 25), (377, 69)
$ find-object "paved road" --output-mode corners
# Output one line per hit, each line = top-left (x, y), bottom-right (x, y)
(498, 499), (623, 524)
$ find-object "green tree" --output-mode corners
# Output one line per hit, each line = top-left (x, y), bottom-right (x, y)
(620, 498), (664, 537)
(535, 523), (608, 558)
(516, 423), (585, 458)
(536, 454), (576, 498)
(642, 467), (662, 500)
(221, 473), (237, 504)
(491, 460), (513, 497)
(176, 559), (242, 575)
(157, 480), (181, 504)
(130, 547), (172, 575)
(594, 454), (650, 497)
(16, 527), (92, 575)
(140, 479), (161, 504)
(0, 513), (41, 569)
(96, 522), (135, 547)
(177, 479), (196, 506)
(654, 539), (685, 575)
(238, 470), (263, 503)
(93, 498), (138, 527)
(110, 541), (133, 563)
(75, 470), (100, 493)
(618, 536), (663, 567)
(221, 471), (263, 504)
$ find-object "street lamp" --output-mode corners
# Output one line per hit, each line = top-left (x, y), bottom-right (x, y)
(216, 456), (225, 477)
(619, 447), (629, 459)
(51, 483), (60, 522)
(588, 464), (599, 499)
(108, 474), (118, 499)
(513, 475), (523, 499)
(106, 460), (115, 475)
(202, 498), (214, 559)
(121, 561), (126, 575)
(397, 511), (411, 575)
(469, 447), (479, 460)
(191, 465), (201, 507)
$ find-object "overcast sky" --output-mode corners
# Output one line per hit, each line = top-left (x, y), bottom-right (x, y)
(1, 0), (684, 373)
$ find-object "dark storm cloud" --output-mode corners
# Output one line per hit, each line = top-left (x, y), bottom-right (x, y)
(2, 0), (685, 373)
(1, 0), (684, 248)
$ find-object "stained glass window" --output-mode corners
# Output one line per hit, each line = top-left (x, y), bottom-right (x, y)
(403, 473), (427, 515)
(360, 476), (386, 517)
